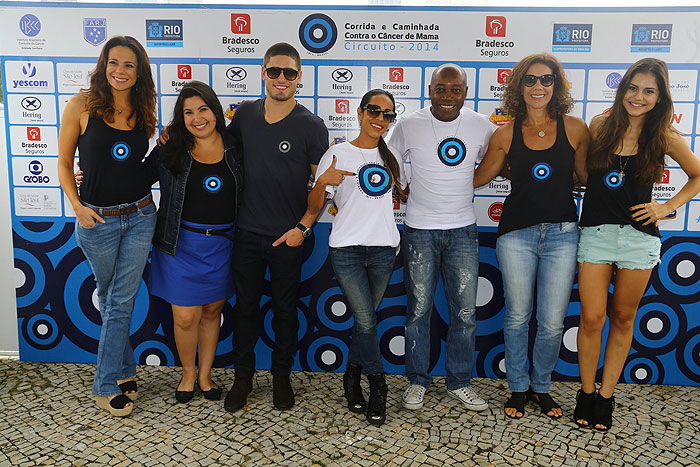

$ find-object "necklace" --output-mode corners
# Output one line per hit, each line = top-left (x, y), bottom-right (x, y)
(430, 109), (463, 146)
(534, 119), (551, 138)
(619, 155), (631, 179)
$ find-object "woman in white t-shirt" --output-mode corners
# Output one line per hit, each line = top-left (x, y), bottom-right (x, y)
(308, 89), (407, 427)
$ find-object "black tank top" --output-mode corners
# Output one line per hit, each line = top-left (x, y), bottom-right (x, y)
(181, 157), (237, 224)
(77, 117), (152, 206)
(497, 116), (577, 237)
(579, 154), (660, 237)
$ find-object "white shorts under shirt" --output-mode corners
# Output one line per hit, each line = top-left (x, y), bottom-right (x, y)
(389, 106), (494, 230)
(314, 141), (406, 248)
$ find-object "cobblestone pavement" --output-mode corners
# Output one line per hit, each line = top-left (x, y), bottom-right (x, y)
(1, 358), (699, 466)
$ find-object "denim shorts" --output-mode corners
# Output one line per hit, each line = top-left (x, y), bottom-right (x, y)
(577, 224), (661, 270)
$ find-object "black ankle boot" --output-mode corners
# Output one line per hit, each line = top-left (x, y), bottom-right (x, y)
(366, 373), (387, 426)
(343, 363), (366, 413)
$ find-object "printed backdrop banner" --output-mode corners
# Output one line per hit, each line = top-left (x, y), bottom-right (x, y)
(2, 2), (700, 386)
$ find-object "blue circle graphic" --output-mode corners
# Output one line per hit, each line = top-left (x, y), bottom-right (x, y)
(437, 138), (467, 167)
(604, 170), (624, 190)
(357, 163), (391, 197)
(299, 14), (337, 53)
(203, 176), (223, 193)
(532, 162), (552, 181)
(111, 142), (131, 161)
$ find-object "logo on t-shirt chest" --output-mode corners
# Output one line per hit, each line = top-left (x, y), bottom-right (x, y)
(278, 140), (291, 153)
(436, 137), (467, 167)
(357, 163), (391, 197)
(110, 141), (131, 162)
(531, 162), (553, 181)
(604, 170), (625, 190)
(203, 175), (224, 193)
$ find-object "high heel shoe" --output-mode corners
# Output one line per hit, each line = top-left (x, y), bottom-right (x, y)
(175, 378), (196, 403)
(343, 363), (366, 413)
(366, 373), (387, 426)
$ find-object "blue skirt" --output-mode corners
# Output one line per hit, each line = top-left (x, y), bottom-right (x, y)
(149, 220), (235, 306)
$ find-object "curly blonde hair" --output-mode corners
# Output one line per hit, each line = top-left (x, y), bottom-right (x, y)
(502, 53), (574, 120)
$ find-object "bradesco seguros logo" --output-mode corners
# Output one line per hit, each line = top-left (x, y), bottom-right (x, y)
(477, 16), (513, 58)
(299, 13), (338, 54)
(222, 14), (259, 55)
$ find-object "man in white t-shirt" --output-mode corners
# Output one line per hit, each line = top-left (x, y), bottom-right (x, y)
(389, 64), (494, 412)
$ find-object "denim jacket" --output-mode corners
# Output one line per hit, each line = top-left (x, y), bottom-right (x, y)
(146, 132), (242, 256)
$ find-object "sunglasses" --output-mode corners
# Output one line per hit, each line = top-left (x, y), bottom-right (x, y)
(521, 74), (556, 87)
(362, 104), (397, 121)
(265, 67), (299, 80)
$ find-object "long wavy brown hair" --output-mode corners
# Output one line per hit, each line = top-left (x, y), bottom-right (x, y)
(587, 58), (674, 185)
(502, 53), (574, 120)
(82, 36), (157, 137)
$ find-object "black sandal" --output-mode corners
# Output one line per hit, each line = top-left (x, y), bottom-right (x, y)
(528, 390), (563, 419)
(504, 391), (528, 419)
(118, 380), (138, 401)
(573, 389), (596, 428)
(593, 392), (615, 431)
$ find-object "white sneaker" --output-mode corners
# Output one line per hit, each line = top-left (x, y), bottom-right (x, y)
(402, 384), (426, 410)
(448, 386), (488, 412)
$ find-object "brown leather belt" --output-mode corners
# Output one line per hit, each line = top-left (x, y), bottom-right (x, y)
(92, 195), (152, 216)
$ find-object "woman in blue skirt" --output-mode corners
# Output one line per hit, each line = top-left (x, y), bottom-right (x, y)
(146, 81), (242, 402)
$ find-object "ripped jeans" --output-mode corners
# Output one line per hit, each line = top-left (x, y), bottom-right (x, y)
(402, 224), (479, 390)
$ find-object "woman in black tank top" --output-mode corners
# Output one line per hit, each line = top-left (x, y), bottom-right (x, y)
(574, 58), (700, 431)
(57, 36), (157, 417)
(474, 54), (590, 420)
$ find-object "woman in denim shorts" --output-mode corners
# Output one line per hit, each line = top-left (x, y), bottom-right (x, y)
(574, 58), (700, 431)
(57, 36), (157, 417)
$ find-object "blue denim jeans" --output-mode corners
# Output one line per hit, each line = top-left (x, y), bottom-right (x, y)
(403, 224), (479, 390)
(75, 195), (157, 397)
(330, 246), (396, 375)
(496, 222), (579, 393)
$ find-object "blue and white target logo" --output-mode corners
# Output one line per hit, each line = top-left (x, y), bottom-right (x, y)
(437, 137), (467, 167)
(604, 170), (625, 190)
(532, 162), (552, 181)
(299, 14), (337, 54)
(203, 175), (223, 193)
(111, 142), (131, 161)
(357, 163), (391, 197)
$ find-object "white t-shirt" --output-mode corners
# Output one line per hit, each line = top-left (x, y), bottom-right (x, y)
(314, 141), (406, 248)
(389, 106), (494, 229)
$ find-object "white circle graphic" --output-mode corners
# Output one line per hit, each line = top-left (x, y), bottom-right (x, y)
(331, 301), (346, 317)
(563, 327), (579, 352)
(15, 268), (26, 288)
(389, 335), (405, 356)
(676, 259), (695, 279)
(476, 277), (493, 307)
(321, 350), (336, 365)
(145, 354), (161, 366)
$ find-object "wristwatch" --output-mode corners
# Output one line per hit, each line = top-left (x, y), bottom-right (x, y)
(296, 222), (312, 238)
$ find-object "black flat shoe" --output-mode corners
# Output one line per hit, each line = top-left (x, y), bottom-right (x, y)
(175, 379), (196, 403)
(201, 385), (222, 401)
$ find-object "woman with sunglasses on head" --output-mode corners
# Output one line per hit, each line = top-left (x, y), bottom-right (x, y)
(307, 89), (407, 426)
(57, 36), (157, 417)
(474, 54), (590, 420)
(574, 58), (700, 431)
(145, 81), (241, 404)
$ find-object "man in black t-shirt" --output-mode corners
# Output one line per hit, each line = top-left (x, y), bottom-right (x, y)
(224, 43), (329, 412)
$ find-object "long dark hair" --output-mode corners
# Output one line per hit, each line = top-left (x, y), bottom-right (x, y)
(587, 58), (674, 185)
(83, 36), (157, 137)
(502, 53), (574, 120)
(163, 81), (226, 175)
(358, 89), (407, 199)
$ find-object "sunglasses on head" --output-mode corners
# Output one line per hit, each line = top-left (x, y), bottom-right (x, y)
(521, 74), (556, 87)
(265, 67), (299, 80)
(362, 104), (397, 121)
